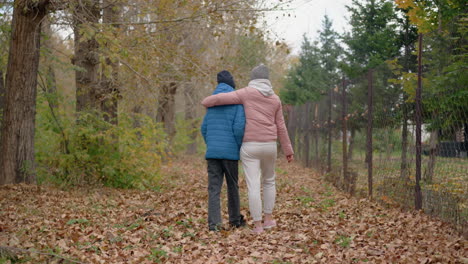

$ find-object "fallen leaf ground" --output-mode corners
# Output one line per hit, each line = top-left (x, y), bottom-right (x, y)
(0, 156), (466, 264)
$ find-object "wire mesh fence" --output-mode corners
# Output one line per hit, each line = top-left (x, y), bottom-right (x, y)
(284, 34), (467, 236)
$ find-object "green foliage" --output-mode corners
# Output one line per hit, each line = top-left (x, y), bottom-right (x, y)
(395, 0), (466, 33)
(344, 0), (400, 72)
(172, 115), (200, 155)
(319, 15), (343, 84)
(393, 0), (467, 132)
(280, 15), (342, 106)
(280, 35), (326, 105)
(421, 13), (468, 132)
(35, 92), (168, 189)
(0, 7), (11, 68)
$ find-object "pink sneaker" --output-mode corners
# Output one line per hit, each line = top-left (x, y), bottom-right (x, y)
(263, 220), (276, 229)
(252, 226), (264, 234)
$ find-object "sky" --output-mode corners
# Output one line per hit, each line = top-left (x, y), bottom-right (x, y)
(264, 0), (353, 54)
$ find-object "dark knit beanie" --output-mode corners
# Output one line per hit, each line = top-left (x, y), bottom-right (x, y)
(250, 64), (269, 80)
(217, 70), (236, 89)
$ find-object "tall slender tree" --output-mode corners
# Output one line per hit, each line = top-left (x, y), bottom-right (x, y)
(73, 0), (100, 112)
(100, 0), (121, 125)
(280, 35), (326, 105)
(395, 0), (467, 181)
(395, 7), (418, 179)
(343, 0), (399, 197)
(0, 69), (4, 124)
(317, 15), (342, 171)
(41, 14), (58, 110)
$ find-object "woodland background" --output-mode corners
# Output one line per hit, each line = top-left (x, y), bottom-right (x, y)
(0, 0), (467, 262)
(0, 0), (292, 188)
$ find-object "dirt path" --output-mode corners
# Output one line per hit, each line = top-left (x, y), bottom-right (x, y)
(0, 157), (466, 263)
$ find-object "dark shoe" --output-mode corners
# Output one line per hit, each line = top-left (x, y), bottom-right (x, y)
(230, 214), (246, 228)
(209, 224), (224, 232)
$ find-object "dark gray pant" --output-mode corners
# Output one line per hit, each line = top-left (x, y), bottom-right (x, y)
(207, 159), (242, 229)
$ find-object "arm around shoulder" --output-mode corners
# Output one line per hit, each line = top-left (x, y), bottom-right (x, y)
(201, 89), (243, 107)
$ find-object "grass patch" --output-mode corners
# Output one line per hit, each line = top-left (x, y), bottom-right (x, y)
(335, 235), (352, 248)
(66, 218), (90, 226)
(296, 196), (315, 207)
(148, 247), (168, 263)
(320, 198), (336, 209)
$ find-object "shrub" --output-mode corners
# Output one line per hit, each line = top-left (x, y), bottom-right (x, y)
(35, 101), (167, 189)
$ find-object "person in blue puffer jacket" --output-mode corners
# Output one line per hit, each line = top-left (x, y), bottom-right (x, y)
(201, 70), (246, 231)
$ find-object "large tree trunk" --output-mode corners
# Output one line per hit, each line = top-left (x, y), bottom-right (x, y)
(156, 82), (177, 142)
(100, 0), (121, 125)
(73, 0), (100, 112)
(0, 1), (49, 185)
(184, 79), (198, 155)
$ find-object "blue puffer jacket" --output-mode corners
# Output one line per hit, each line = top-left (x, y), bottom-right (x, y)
(201, 83), (245, 160)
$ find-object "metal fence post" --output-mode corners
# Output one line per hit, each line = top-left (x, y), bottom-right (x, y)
(415, 33), (423, 210)
(367, 69), (374, 198)
(342, 77), (349, 191)
(304, 102), (311, 167)
(327, 88), (332, 173)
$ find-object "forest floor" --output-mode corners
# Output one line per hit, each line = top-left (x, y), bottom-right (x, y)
(0, 156), (466, 264)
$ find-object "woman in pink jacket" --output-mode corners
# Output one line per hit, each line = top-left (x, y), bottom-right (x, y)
(202, 64), (294, 234)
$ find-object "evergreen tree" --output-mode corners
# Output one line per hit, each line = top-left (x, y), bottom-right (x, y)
(342, 0), (401, 126)
(318, 15), (342, 85)
(280, 35), (325, 105)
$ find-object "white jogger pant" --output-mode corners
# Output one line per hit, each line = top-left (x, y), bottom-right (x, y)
(240, 142), (277, 221)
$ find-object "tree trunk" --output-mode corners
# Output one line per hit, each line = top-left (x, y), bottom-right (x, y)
(184, 80), (198, 155)
(0, 69), (4, 151)
(327, 89), (332, 172)
(42, 15), (58, 110)
(342, 77), (349, 192)
(100, 0), (121, 125)
(415, 33), (423, 210)
(0, 1), (49, 185)
(156, 82), (177, 142)
(304, 102), (311, 167)
(400, 102), (409, 179)
(348, 128), (355, 161)
(464, 123), (468, 143)
(314, 103), (319, 167)
(366, 69), (374, 198)
(73, 0), (100, 112)
(400, 21), (412, 180)
(424, 130), (438, 183)
(0, 69), (4, 123)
